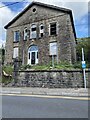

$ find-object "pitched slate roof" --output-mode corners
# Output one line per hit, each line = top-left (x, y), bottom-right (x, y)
(4, 1), (76, 38)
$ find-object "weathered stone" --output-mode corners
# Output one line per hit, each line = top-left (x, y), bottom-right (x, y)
(4, 2), (76, 65)
(9, 69), (89, 88)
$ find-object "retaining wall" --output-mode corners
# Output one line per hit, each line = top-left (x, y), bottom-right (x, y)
(15, 69), (90, 88)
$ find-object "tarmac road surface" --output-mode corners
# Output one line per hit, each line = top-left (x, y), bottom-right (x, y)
(2, 94), (88, 118)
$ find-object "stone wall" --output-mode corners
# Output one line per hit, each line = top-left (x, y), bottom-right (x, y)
(15, 69), (89, 88)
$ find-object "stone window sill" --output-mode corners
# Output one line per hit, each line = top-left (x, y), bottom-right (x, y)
(13, 41), (19, 43)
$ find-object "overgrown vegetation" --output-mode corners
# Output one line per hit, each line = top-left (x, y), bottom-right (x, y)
(2, 75), (12, 84)
(2, 65), (13, 75)
(20, 61), (83, 70)
(76, 37), (90, 66)
(2, 65), (13, 84)
(0, 47), (5, 65)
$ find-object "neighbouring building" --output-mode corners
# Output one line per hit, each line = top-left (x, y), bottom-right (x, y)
(4, 1), (76, 65)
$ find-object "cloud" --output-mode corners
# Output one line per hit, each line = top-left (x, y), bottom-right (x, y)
(28, 0), (89, 38)
(0, 0), (89, 46)
(29, 0), (88, 21)
(0, 2), (17, 47)
(0, 40), (5, 48)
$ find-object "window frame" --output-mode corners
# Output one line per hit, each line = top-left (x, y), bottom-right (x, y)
(13, 47), (19, 58)
(24, 27), (28, 40)
(14, 30), (20, 42)
(49, 22), (57, 36)
(39, 24), (44, 38)
(30, 24), (37, 39)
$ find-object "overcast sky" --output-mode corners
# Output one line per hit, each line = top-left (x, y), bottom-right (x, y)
(0, 0), (89, 47)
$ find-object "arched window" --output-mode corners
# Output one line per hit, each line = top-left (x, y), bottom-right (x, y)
(30, 24), (37, 39)
(39, 24), (44, 37)
(28, 45), (38, 52)
(24, 27), (27, 40)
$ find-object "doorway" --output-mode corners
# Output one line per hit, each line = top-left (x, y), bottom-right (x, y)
(28, 45), (38, 65)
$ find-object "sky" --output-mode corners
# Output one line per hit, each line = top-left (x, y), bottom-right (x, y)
(0, 0), (89, 47)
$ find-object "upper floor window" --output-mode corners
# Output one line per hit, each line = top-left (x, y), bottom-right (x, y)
(50, 23), (57, 36)
(14, 31), (20, 42)
(39, 24), (44, 38)
(30, 24), (37, 39)
(33, 8), (36, 13)
(24, 28), (27, 40)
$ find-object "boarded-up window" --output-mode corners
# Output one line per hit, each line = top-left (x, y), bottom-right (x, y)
(13, 47), (18, 58)
(49, 42), (57, 55)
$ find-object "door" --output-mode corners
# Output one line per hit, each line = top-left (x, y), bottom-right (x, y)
(31, 52), (35, 64)
(28, 45), (38, 65)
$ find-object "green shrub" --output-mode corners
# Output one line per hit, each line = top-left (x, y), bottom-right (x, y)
(3, 65), (13, 75)
(54, 61), (73, 69)
(19, 60), (88, 71)
(2, 65), (13, 84)
(73, 62), (82, 69)
(32, 65), (49, 70)
(2, 76), (13, 84)
(20, 64), (31, 70)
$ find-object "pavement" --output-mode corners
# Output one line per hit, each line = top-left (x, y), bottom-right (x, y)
(0, 87), (90, 97)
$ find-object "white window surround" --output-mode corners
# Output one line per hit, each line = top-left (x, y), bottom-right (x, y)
(13, 47), (19, 58)
(28, 45), (38, 65)
(39, 24), (44, 37)
(30, 24), (37, 39)
(24, 28), (27, 40)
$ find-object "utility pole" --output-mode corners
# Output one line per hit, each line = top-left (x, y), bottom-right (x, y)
(82, 48), (86, 89)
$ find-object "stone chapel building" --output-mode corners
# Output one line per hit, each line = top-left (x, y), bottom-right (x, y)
(4, 1), (76, 65)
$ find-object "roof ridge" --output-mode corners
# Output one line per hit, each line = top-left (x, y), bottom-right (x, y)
(32, 1), (71, 12)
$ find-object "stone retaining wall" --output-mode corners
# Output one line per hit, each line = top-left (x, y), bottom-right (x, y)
(16, 69), (89, 88)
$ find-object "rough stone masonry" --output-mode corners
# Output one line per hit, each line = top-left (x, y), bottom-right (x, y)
(4, 2), (76, 65)
(12, 69), (89, 88)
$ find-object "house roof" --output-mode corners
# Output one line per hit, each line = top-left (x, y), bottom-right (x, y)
(4, 1), (76, 38)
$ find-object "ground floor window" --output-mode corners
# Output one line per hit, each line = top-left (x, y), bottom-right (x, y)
(13, 47), (19, 58)
(49, 42), (57, 56)
(14, 31), (20, 42)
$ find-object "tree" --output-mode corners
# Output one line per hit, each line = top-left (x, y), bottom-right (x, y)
(76, 37), (90, 66)
(0, 46), (5, 65)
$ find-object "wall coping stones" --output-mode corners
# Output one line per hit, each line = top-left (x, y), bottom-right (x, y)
(18, 69), (90, 73)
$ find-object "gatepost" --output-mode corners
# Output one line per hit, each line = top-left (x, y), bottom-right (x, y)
(13, 58), (22, 86)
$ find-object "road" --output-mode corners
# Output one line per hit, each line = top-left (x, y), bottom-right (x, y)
(2, 95), (88, 118)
